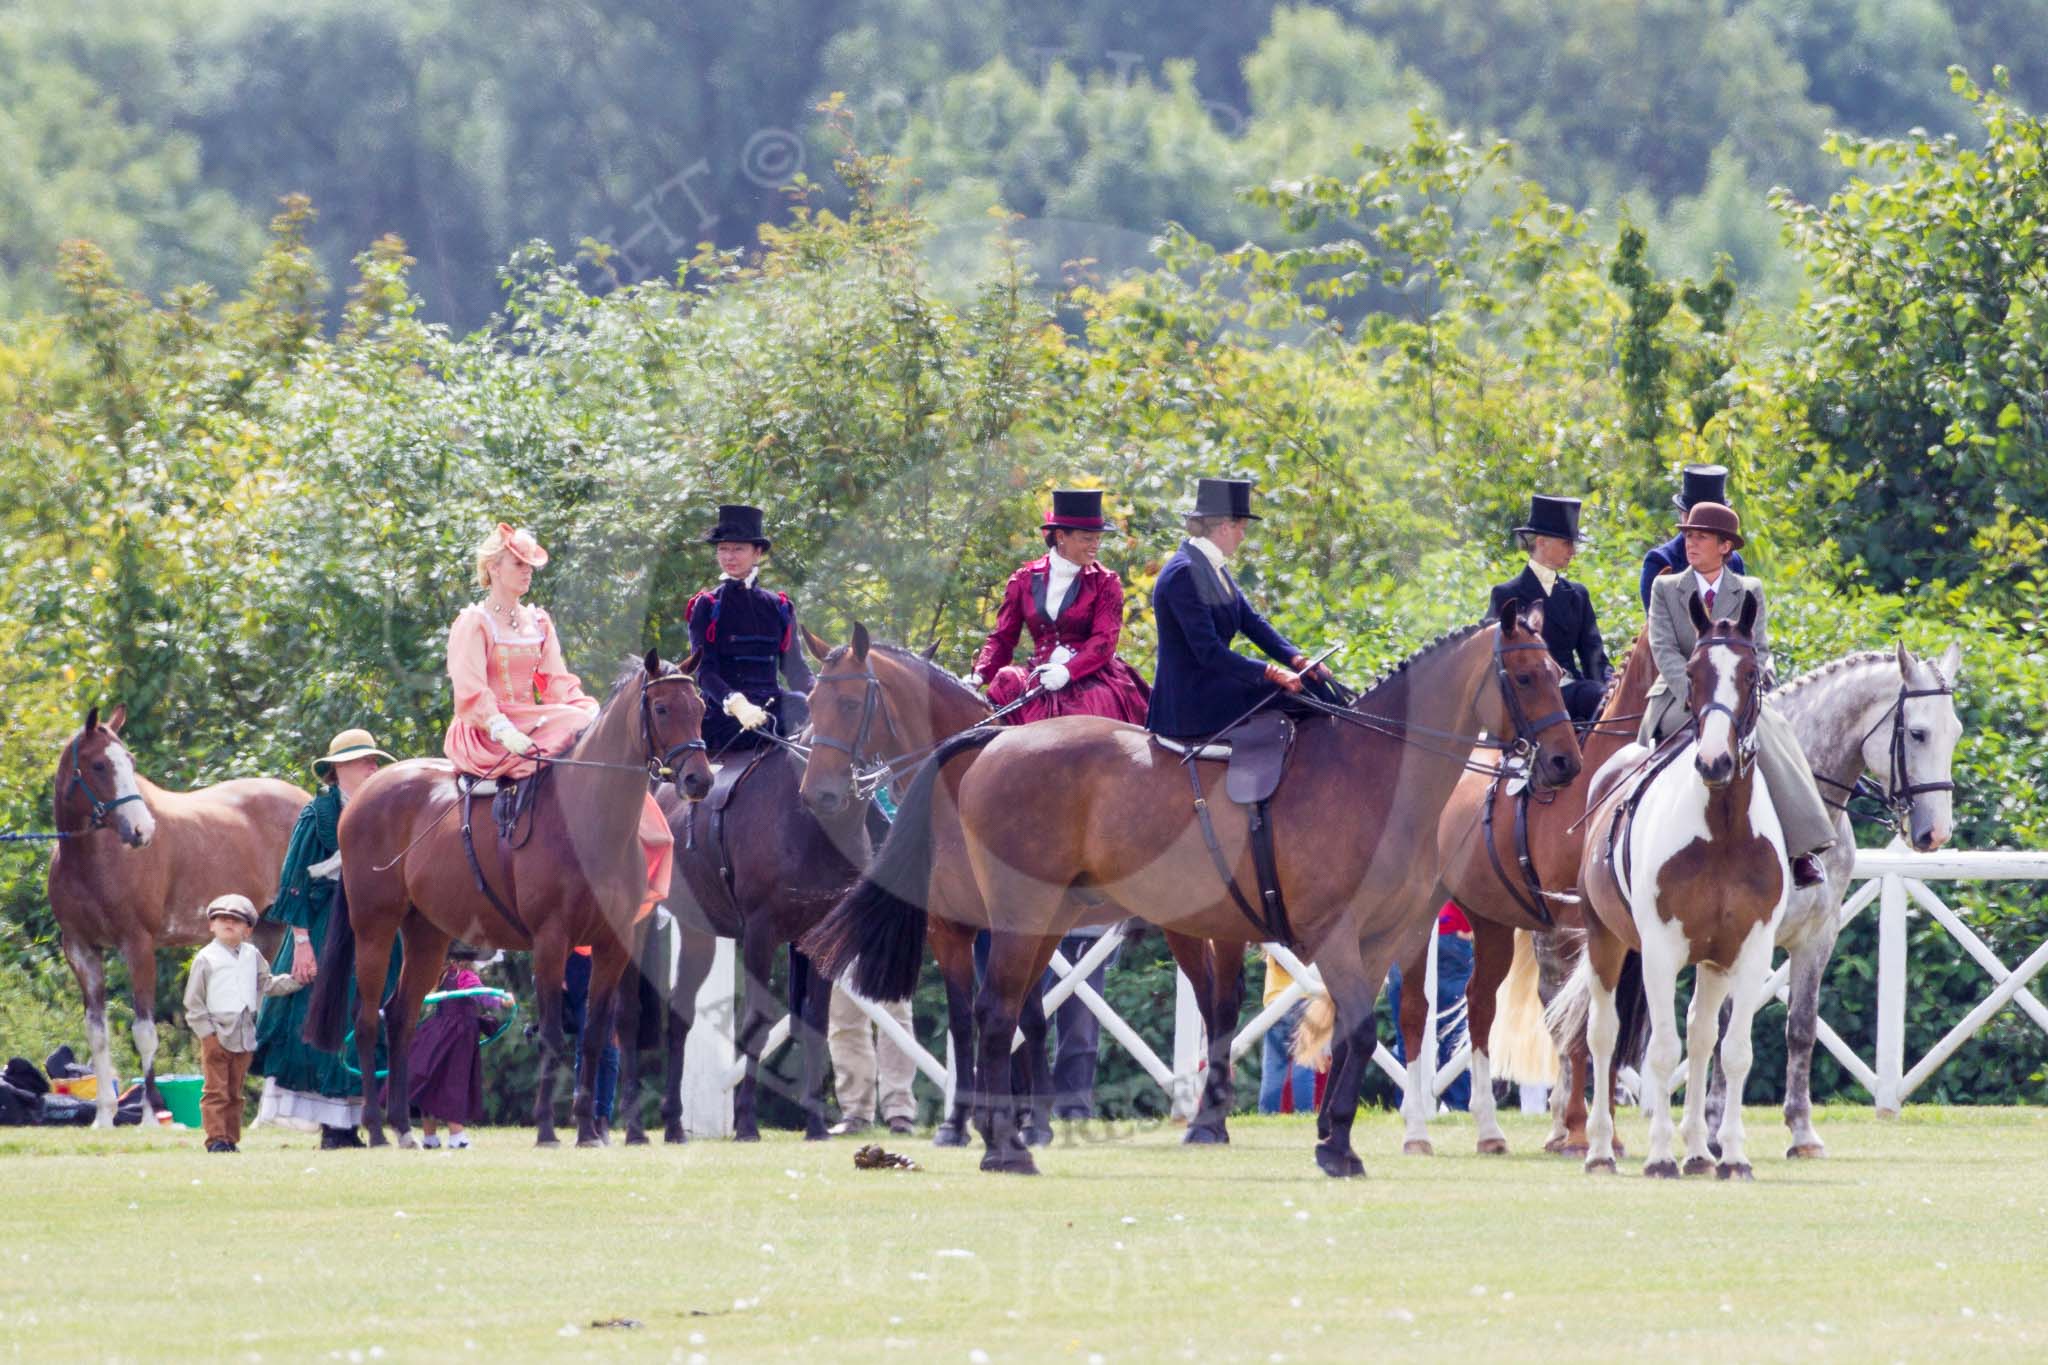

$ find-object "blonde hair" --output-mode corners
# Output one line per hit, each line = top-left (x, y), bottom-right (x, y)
(474, 526), (510, 589)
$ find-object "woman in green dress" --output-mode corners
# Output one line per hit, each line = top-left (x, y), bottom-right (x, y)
(251, 728), (393, 1148)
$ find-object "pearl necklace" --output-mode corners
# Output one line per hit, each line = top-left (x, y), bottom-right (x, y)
(486, 598), (529, 633)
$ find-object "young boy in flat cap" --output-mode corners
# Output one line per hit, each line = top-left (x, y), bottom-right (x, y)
(183, 894), (304, 1152)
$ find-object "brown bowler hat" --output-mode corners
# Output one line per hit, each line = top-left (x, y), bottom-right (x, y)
(1674, 501), (1745, 550)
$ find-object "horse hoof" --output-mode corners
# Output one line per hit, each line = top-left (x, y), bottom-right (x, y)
(577, 1137), (606, 1149)
(932, 1123), (971, 1148)
(1021, 1125), (1055, 1149)
(1584, 1156), (1616, 1175)
(1644, 1159), (1680, 1179)
(1717, 1161), (1754, 1182)
(396, 1133), (419, 1151)
(1476, 1138), (1510, 1156)
(1314, 1142), (1366, 1179)
(732, 1130), (761, 1144)
(979, 1148), (1039, 1176)
(664, 1125), (687, 1145)
(1683, 1156), (1716, 1177)
(1614, 1140), (1628, 1159)
(804, 1129), (830, 1143)
(1786, 1142), (1826, 1160)
(1402, 1139), (1435, 1157)
(1181, 1124), (1229, 1146)
(1559, 1143), (1588, 1158)
(1542, 1135), (1570, 1155)
(624, 1131), (650, 1147)
(535, 1135), (560, 1148)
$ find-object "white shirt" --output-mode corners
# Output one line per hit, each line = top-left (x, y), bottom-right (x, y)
(1526, 559), (1559, 595)
(720, 568), (760, 589)
(1044, 552), (1083, 622)
(1187, 537), (1228, 572)
(1695, 566), (1725, 603)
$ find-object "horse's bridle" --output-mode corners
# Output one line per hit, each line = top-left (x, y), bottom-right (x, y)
(1493, 637), (1573, 770)
(639, 672), (710, 779)
(1689, 636), (1765, 778)
(807, 669), (896, 777)
(1817, 667), (1956, 824)
(69, 743), (146, 831)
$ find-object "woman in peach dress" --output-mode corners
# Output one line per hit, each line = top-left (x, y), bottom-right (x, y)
(442, 523), (673, 917)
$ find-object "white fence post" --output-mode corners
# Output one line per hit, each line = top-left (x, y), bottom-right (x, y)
(1171, 967), (1204, 1121)
(682, 936), (736, 1138)
(1875, 869), (1908, 1117)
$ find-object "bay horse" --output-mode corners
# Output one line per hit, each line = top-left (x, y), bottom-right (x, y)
(1560, 594), (1786, 1178)
(794, 624), (1059, 1147)
(47, 705), (309, 1126)
(307, 651), (711, 1147)
(1701, 641), (1963, 1156)
(631, 624), (883, 1143)
(805, 606), (1582, 1176)
(1390, 630), (1660, 1157)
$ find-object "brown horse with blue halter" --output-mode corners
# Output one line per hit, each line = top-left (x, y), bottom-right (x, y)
(805, 605), (1581, 1177)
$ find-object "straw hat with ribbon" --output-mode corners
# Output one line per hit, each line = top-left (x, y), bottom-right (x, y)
(312, 728), (395, 778)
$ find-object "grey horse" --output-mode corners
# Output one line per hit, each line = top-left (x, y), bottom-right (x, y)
(1705, 641), (1964, 1156)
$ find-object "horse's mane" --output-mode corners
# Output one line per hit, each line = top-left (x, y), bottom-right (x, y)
(1774, 649), (1897, 701)
(1355, 621), (1490, 701)
(1596, 630), (1647, 712)
(826, 640), (987, 711)
(604, 655), (652, 704)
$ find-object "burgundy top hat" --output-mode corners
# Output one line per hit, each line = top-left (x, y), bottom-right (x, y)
(1042, 489), (1113, 532)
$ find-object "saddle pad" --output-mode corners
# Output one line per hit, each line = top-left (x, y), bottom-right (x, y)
(460, 777), (501, 797)
(1152, 736), (1232, 761)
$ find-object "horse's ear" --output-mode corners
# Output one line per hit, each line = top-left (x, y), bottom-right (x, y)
(1497, 596), (1522, 634)
(1736, 592), (1760, 636)
(801, 625), (832, 662)
(923, 640), (940, 661)
(105, 703), (126, 734)
(679, 649), (702, 676)
(1521, 600), (1546, 638)
(644, 647), (662, 677)
(1687, 591), (1712, 635)
(1938, 641), (1963, 682)
(852, 621), (870, 663)
(1895, 639), (1914, 675)
(83, 705), (98, 734)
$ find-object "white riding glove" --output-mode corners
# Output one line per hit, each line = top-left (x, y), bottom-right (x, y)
(307, 851), (343, 881)
(1034, 662), (1072, 692)
(967, 672), (986, 691)
(487, 714), (537, 755)
(724, 693), (771, 731)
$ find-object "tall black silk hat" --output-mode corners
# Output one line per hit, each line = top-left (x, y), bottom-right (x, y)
(703, 504), (771, 549)
(1514, 494), (1584, 543)
(1182, 477), (1260, 521)
(1043, 489), (1113, 531)
(1674, 464), (1731, 513)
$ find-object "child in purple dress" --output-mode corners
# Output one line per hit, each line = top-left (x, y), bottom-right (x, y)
(391, 949), (501, 1149)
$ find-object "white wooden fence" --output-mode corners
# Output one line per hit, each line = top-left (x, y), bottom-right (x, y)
(678, 842), (2048, 1136)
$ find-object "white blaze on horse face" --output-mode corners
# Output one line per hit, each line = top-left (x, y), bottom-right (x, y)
(107, 741), (155, 847)
(1693, 644), (1744, 780)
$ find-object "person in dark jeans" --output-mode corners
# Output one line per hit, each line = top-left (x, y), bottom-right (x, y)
(1385, 904), (1475, 1112)
(561, 947), (619, 1124)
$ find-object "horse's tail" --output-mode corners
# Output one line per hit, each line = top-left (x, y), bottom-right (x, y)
(1290, 992), (1337, 1073)
(1488, 929), (1560, 1084)
(303, 876), (358, 1053)
(801, 729), (999, 1001)
(1542, 940), (1650, 1075)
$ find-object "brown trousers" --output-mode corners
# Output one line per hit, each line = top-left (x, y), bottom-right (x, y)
(199, 1034), (252, 1145)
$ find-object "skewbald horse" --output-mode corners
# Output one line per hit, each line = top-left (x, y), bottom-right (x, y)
(307, 651), (712, 1147)
(48, 705), (309, 1125)
(806, 605), (1583, 1178)
(1560, 593), (1787, 1179)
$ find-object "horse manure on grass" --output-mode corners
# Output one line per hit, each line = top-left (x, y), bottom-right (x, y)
(854, 1143), (919, 1171)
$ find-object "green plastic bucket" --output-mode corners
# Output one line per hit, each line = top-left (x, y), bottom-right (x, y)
(156, 1074), (204, 1129)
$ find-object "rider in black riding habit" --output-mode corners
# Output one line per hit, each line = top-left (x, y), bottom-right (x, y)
(1489, 494), (1612, 726)
(686, 504), (815, 758)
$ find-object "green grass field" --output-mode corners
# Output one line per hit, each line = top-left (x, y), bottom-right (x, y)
(3, 1107), (2043, 1362)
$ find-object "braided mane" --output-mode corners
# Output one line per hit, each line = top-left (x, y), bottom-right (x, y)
(1356, 621), (1490, 700)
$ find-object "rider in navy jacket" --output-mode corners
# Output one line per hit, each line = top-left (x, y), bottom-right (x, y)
(1639, 464), (1745, 606)
(1146, 478), (1320, 740)
(687, 504), (814, 754)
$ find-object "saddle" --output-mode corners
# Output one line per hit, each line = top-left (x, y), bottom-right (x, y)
(1157, 713), (1298, 944)
(453, 770), (550, 938)
(681, 744), (776, 907)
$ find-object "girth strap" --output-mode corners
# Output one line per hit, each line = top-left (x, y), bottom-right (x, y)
(1481, 769), (1553, 928)
(455, 775), (532, 940)
(1186, 761), (1294, 945)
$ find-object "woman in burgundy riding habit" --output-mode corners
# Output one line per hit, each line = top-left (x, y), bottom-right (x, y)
(969, 489), (1150, 726)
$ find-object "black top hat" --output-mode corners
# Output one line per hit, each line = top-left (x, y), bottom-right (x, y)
(1513, 494), (1584, 543)
(1042, 488), (1113, 531)
(1182, 477), (1261, 521)
(1673, 464), (1730, 513)
(703, 504), (771, 549)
